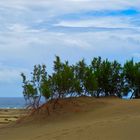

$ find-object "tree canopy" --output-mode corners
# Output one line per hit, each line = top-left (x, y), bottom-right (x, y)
(21, 56), (140, 109)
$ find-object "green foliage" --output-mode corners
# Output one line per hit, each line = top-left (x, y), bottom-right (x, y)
(109, 60), (123, 97)
(74, 59), (87, 95)
(21, 65), (49, 109)
(41, 80), (51, 100)
(50, 56), (77, 98)
(21, 56), (140, 110)
(90, 58), (123, 97)
(123, 59), (140, 98)
(83, 67), (98, 96)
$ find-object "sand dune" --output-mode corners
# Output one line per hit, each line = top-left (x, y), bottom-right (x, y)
(0, 97), (140, 140)
(0, 109), (26, 126)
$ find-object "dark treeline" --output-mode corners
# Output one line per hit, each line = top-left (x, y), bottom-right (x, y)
(21, 56), (140, 109)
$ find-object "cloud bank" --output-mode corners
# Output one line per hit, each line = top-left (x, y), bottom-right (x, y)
(0, 0), (140, 96)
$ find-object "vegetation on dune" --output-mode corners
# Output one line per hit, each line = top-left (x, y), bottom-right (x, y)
(21, 56), (140, 111)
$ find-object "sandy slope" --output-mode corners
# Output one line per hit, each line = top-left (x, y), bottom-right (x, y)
(0, 97), (140, 140)
(0, 109), (26, 126)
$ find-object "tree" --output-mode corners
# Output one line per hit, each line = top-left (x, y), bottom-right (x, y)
(91, 58), (123, 97)
(106, 60), (123, 97)
(135, 62), (140, 97)
(21, 73), (38, 109)
(83, 67), (98, 96)
(123, 59), (140, 98)
(74, 59), (87, 95)
(21, 64), (49, 109)
(90, 57), (102, 97)
(21, 55), (140, 110)
(49, 56), (77, 99)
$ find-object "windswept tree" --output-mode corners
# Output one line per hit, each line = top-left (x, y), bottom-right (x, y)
(83, 67), (98, 96)
(49, 56), (79, 99)
(123, 59), (140, 98)
(99, 59), (112, 96)
(91, 57), (103, 97)
(135, 62), (140, 97)
(91, 57), (123, 97)
(74, 59), (87, 95)
(21, 65), (50, 109)
(21, 73), (37, 108)
(109, 60), (123, 97)
(21, 56), (140, 111)
(47, 56), (82, 109)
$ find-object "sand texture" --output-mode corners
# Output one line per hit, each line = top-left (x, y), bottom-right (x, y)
(0, 109), (26, 126)
(0, 97), (140, 140)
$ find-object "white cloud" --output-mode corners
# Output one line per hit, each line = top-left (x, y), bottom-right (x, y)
(8, 24), (29, 32)
(0, 0), (140, 96)
(55, 17), (136, 28)
(0, 0), (140, 14)
(0, 66), (28, 84)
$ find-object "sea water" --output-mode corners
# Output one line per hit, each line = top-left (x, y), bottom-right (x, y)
(0, 97), (26, 109)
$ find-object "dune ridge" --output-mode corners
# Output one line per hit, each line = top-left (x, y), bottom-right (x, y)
(0, 97), (140, 140)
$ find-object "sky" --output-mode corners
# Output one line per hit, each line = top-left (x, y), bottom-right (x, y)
(0, 0), (140, 97)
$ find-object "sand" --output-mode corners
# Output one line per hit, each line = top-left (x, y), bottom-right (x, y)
(0, 109), (26, 126)
(0, 97), (140, 140)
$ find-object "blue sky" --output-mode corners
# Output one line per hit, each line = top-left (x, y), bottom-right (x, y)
(0, 0), (140, 97)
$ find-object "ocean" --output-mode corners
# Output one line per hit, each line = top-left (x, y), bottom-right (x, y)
(0, 97), (26, 109)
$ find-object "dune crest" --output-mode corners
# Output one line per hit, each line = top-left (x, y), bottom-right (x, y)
(0, 97), (140, 140)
